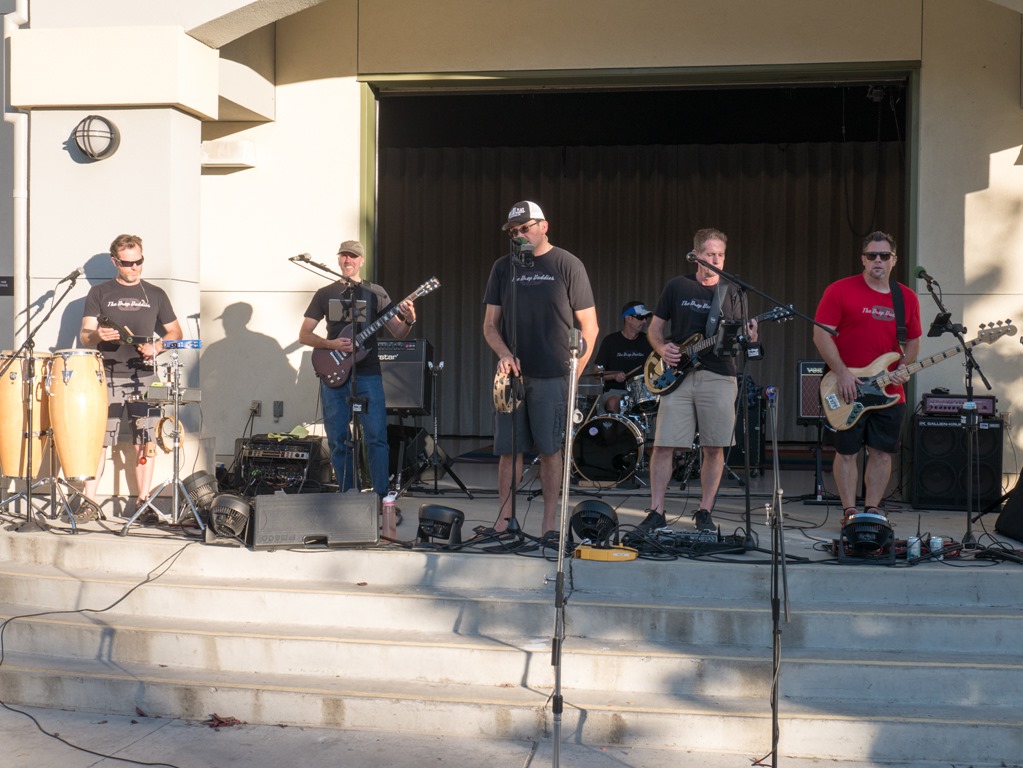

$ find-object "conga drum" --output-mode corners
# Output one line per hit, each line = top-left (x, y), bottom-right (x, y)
(46, 350), (107, 480)
(0, 350), (52, 478)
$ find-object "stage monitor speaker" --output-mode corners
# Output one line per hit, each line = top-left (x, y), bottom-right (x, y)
(995, 476), (1023, 541)
(797, 359), (825, 425)
(251, 490), (378, 549)
(380, 339), (433, 415)
(910, 414), (1004, 511)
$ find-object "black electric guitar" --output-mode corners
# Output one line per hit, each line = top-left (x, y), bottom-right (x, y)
(311, 278), (440, 388)
(819, 320), (1016, 431)
(644, 306), (794, 396)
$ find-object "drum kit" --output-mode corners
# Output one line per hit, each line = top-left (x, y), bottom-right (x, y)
(571, 367), (659, 487)
(0, 342), (204, 534)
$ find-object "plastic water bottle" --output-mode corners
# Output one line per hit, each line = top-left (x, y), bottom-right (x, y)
(382, 491), (398, 520)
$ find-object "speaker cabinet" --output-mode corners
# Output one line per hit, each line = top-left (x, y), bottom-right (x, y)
(910, 415), (1003, 511)
(379, 339), (433, 415)
(995, 476), (1023, 541)
(251, 490), (378, 549)
(797, 359), (825, 424)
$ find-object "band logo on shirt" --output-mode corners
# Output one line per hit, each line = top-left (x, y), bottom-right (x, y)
(105, 298), (151, 311)
(866, 306), (895, 322)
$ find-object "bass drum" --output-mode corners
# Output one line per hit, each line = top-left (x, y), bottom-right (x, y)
(572, 414), (644, 485)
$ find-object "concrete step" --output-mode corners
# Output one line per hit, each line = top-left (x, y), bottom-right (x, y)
(1, 650), (1021, 764)
(3, 601), (1021, 707)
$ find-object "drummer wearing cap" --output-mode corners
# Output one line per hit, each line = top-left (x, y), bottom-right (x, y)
(592, 300), (654, 413)
(299, 239), (417, 534)
(483, 201), (599, 538)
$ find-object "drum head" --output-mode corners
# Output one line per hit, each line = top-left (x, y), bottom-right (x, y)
(573, 415), (643, 484)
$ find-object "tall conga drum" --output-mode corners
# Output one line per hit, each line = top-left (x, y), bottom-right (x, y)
(0, 350), (52, 478)
(46, 350), (107, 480)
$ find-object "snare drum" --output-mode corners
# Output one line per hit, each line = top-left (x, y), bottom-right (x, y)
(0, 350), (52, 478)
(572, 414), (644, 485)
(46, 350), (107, 480)
(625, 374), (659, 414)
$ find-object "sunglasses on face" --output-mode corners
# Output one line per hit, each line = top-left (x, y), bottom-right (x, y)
(507, 221), (540, 237)
(863, 251), (894, 261)
(113, 255), (145, 268)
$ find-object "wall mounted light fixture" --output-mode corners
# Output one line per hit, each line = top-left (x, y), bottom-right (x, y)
(73, 115), (121, 160)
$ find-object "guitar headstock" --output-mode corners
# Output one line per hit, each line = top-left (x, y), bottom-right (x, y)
(976, 319), (1017, 344)
(759, 305), (795, 324)
(416, 277), (441, 297)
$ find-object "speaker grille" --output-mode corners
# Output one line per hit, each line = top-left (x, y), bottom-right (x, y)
(910, 415), (1003, 511)
(797, 359), (825, 424)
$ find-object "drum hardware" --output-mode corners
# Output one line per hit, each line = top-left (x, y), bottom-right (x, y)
(119, 349), (206, 535)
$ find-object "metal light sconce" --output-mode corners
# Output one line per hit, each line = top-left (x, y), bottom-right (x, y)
(73, 115), (120, 160)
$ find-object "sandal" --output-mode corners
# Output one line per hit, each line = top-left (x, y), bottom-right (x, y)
(841, 507), (858, 526)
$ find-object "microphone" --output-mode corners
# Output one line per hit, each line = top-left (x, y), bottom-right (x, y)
(58, 265), (85, 284)
(915, 266), (937, 285)
(513, 237), (534, 267)
(289, 253), (311, 263)
(685, 250), (698, 262)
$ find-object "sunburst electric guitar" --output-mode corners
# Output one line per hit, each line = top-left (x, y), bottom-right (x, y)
(311, 278), (440, 388)
(644, 306), (794, 396)
(819, 320), (1016, 431)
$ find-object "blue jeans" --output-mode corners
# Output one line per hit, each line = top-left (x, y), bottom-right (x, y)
(320, 374), (388, 496)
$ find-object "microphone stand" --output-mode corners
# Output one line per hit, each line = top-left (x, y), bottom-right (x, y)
(0, 275), (95, 531)
(549, 328), (585, 768)
(919, 275), (991, 548)
(688, 253), (829, 551)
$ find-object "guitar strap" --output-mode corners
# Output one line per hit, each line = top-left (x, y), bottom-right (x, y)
(705, 281), (729, 338)
(888, 274), (907, 351)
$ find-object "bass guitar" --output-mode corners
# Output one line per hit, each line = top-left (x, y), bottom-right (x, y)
(311, 277), (440, 388)
(643, 306), (794, 396)
(819, 320), (1016, 431)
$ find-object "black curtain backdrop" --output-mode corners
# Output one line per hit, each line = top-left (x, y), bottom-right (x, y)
(377, 141), (905, 443)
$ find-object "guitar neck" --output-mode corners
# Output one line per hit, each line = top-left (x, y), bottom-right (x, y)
(877, 340), (971, 386)
(353, 290), (418, 347)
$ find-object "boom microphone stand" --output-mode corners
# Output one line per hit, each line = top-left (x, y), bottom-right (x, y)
(917, 270), (993, 548)
(421, 360), (473, 498)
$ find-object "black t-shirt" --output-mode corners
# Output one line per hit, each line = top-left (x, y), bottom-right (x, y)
(593, 331), (652, 392)
(82, 278), (177, 379)
(304, 279), (392, 376)
(482, 245), (595, 378)
(652, 273), (744, 377)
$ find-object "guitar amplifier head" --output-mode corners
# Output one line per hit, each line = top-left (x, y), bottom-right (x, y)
(797, 359), (825, 425)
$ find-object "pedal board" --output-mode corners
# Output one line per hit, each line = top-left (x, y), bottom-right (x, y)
(646, 529), (746, 555)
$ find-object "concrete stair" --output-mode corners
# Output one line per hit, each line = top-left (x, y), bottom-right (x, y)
(0, 526), (1021, 765)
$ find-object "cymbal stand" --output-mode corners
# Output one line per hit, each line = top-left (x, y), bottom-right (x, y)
(120, 352), (204, 535)
(422, 360), (473, 498)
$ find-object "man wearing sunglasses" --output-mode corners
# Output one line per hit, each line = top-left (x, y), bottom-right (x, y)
(813, 231), (922, 525)
(79, 233), (183, 518)
(483, 201), (599, 539)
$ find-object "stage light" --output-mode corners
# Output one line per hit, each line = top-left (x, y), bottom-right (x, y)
(181, 471), (218, 523)
(417, 504), (464, 547)
(841, 510), (894, 556)
(208, 493), (252, 539)
(570, 500), (619, 545)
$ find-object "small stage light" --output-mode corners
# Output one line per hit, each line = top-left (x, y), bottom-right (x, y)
(840, 510), (895, 563)
(417, 504), (464, 548)
(570, 500), (619, 545)
(208, 493), (252, 539)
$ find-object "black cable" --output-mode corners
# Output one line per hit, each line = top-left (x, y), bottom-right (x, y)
(0, 542), (195, 768)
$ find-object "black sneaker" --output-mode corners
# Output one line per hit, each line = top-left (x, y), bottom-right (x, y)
(638, 510), (667, 531)
(693, 508), (715, 531)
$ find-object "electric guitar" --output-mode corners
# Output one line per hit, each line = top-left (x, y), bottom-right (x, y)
(311, 278), (440, 388)
(644, 306), (794, 396)
(819, 320), (1016, 431)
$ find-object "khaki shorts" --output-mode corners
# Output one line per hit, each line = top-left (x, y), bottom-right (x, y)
(653, 370), (737, 448)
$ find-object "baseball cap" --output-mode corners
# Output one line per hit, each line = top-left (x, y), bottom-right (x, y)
(622, 301), (652, 319)
(336, 240), (365, 258)
(501, 201), (545, 230)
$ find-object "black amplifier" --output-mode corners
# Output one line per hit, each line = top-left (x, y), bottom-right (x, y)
(380, 338), (433, 415)
(236, 434), (332, 493)
(921, 393), (997, 416)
